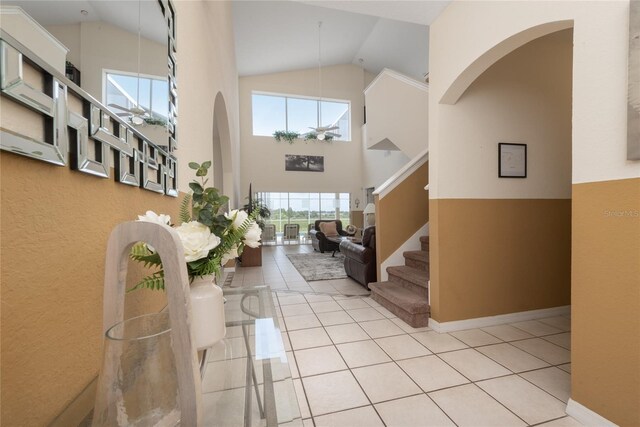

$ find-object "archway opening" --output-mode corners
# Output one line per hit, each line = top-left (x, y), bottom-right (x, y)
(431, 27), (574, 325)
(212, 92), (233, 205)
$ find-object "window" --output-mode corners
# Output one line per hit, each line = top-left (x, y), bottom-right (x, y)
(257, 192), (350, 236)
(252, 92), (350, 141)
(104, 71), (169, 122)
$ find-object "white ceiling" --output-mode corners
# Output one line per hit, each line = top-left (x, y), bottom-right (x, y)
(233, 1), (449, 80)
(6, 0), (166, 44)
(8, 0), (450, 81)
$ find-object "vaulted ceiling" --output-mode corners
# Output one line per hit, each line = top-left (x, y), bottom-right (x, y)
(232, 1), (450, 80)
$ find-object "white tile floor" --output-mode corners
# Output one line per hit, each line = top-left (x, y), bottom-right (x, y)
(229, 244), (582, 426)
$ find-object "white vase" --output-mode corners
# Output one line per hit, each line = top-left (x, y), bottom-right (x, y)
(189, 274), (226, 350)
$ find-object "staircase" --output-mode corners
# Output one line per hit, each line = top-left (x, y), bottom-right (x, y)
(369, 236), (430, 327)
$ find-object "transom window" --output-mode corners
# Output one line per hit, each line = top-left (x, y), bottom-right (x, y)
(104, 70), (169, 122)
(252, 92), (350, 141)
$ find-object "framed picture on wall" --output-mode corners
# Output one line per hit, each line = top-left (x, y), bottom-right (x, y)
(498, 143), (527, 178)
(285, 154), (324, 172)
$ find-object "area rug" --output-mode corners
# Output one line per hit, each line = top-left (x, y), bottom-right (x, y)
(286, 252), (347, 281)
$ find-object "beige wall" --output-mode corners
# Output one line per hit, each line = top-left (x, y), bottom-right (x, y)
(433, 29), (573, 199)
(46, 21), (169, 147)
(572, 178), (640, 427)
(362, 145), (409, 191)
(429, 1), (640, 424)
(429, 198), (571, 321)
(428, 30), (573, 323)
(375, 161), (429, 279)
(239, 64), (366, 198)
(45, 23), (80, 69)
(0, 1), (240, 424)
(364, 70), (429, 158)
(429, 1), (639, 199)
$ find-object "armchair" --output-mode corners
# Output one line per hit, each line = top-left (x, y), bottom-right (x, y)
(340, 226), (376, 289)
(310, 220), (348, 253)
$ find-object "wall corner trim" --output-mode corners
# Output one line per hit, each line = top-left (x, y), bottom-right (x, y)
(565, 398), (618, 427)
(429, 305), (571, 333)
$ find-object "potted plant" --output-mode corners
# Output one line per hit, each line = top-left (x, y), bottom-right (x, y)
(238, 185), (271, 266)
(129, 161), (261, 349)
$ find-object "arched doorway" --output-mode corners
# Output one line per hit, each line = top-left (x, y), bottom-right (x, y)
(429, 25), (574, 324)
(212, 92), (233, 205)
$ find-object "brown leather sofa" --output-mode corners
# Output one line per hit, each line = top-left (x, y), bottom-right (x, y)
(310, 220), (349, 253)
(340, 226), (376, 289)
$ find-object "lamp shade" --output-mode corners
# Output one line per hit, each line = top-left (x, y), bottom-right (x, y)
(363, 203), (375, 214)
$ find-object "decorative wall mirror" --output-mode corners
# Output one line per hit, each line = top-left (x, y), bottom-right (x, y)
(0, 0), (178, 196)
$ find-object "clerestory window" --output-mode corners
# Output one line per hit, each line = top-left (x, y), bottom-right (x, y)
(251, 92), (350, 141)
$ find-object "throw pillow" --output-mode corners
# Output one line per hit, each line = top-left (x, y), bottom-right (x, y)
(320, 221), (339, 237)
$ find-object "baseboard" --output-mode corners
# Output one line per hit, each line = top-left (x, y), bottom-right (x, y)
(429, 305), (571, 333)
(565, 398), (618, 427)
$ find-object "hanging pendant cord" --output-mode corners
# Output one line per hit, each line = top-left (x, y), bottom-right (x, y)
(136, 0), (141, 108)
(317, 21), (322, 128)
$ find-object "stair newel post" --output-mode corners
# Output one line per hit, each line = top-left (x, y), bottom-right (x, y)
(101, 221), (202, 425)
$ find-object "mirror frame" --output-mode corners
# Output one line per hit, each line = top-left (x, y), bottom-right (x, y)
(0, 0), (179, 197)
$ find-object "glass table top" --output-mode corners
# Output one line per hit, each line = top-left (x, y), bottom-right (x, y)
(201, 286), (301, 426)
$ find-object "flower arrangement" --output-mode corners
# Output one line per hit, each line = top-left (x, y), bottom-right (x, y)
(129, 161), (261, 291)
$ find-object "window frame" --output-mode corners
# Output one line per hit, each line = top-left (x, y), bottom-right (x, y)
(251, 90), (352, 141)
(102, 68), (169, 121)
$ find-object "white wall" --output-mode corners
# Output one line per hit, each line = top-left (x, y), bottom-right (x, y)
(46, 21), (169, 148)
(176, 1), (241, 199)
(48, 3), (242, 199)
(364, 69), (429, 158)
(239, 64), (367, 199)
(435, 29), (573, 199)
(429, 0), (640, 200)
(361, 144), (410, 192)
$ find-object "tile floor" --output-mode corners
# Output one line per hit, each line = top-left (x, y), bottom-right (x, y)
(229, 244), (582, 427)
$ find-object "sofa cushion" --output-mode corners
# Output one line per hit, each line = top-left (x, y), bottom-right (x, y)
(319, 221), (339, 237)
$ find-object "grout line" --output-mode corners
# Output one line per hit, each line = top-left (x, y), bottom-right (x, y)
(516, 369), (571, 405)
(242, 248), (573, 427)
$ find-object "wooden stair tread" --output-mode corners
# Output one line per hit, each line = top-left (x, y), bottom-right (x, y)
(419, 236), (429, 243)
(369, 282), (429, 314)
(387, 265), (429, 288)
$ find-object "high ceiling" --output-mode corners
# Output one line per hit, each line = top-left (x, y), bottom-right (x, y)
(8, 0), (451, 81)
(232, 1), (450, 80)
(6, 0), (166, 44)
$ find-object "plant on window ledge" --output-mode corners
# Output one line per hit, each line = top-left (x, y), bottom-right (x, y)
(273, 130), (300, 144)
(273, 130), (334, 143)
(142, 116), (167, 127)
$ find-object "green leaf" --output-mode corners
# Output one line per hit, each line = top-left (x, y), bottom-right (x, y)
(127, 271), (165, 292)
(179, 194), (192, 223)
(196, 167), (207, 177)
(188, 162), (200, 170)
(204, 187), (219, 199)
(201, 161), (212, 169)
(198, 209), (214, 226)
(189, 182), (203, 194)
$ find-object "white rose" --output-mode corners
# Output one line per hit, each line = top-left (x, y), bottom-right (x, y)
(221, 244), (239, 265)
(225, 209), (249, 230)
(137, 210), (171, 225)
(243, 221), (262, 248)
(175, 221), (221, 262)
